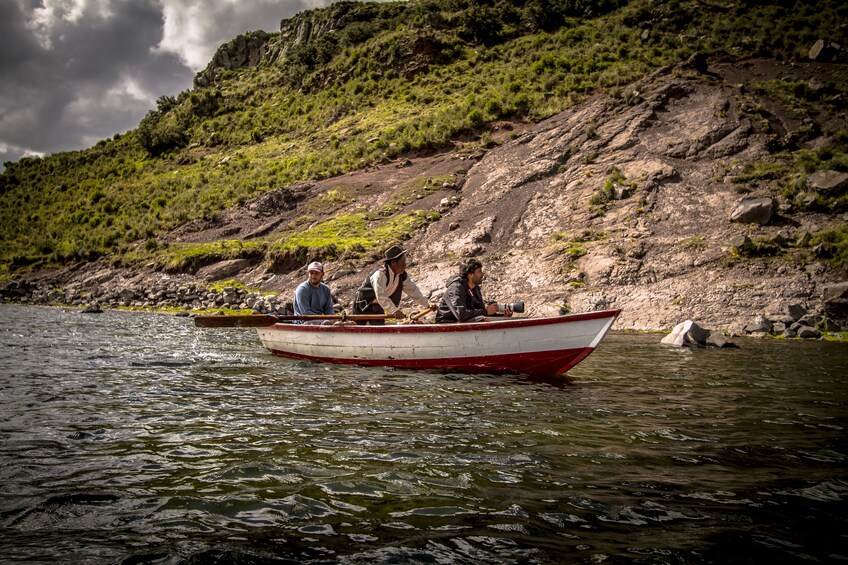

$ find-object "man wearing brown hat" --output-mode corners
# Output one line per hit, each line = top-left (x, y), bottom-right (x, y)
(353, 244), (435, 324)
(293, 261), (335, 321)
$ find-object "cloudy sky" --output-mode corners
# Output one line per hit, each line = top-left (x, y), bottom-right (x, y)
(0, 0), (337, 171)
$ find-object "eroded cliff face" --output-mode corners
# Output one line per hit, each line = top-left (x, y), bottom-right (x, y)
(294, 58), (845, 332)
(15, 58), (848, 332)
(405, 61), (846, 332)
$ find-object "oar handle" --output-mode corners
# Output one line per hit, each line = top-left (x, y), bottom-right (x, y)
(400, 308), (434, 325)
(410, 309), (432, 321)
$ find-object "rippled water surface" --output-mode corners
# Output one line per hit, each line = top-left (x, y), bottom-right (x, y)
(1, 304), (846, 564)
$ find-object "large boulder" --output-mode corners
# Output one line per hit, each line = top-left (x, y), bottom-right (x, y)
(730, 196), (774, 225)
(662, 320), (737, 348)
(706, 331), (737, 348)
(822, 281), (848, 328)
(807, 170), (848, 195)
(797, 325), (822, 339)
(786, 303), (807, 322)
(745, 314), (773, 334)
(661, 320), (711, 347)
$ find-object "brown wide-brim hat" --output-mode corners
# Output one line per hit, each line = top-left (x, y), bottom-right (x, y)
(384, 244), (407, 261)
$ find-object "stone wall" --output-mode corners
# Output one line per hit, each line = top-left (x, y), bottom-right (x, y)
(0, 280), (291, 315)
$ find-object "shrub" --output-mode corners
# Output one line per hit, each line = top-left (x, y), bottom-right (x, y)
(136, 109), (189, 156)
(808, 225), (848, 268)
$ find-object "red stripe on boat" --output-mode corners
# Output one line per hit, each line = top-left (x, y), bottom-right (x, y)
(265, 345), (596, 376)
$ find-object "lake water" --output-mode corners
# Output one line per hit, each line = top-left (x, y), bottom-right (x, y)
(1, 304), (846, 564)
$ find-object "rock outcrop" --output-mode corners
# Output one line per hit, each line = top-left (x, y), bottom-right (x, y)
(194, 31), (275, 87)
(661, 320), (737, 347)
(194, 2), (407, 87)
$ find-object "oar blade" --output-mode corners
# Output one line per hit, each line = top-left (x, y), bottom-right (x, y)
(194, 315), (278, 328)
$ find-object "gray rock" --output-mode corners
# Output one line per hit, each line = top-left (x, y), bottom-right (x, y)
(797, 325), (822, 339)
(797, 192), (818, 209)
(822, 281), (848, 324)
(745, 314), (773, 334)
(731, 235), (756, 254)
(797, 314), (819, 327)
(661, 320), (711, 347)
(730, 196), (774, 225)
(787, 303), (807, 322)
(194, 30), (273, 87)
(706, 331), (737, 348)
(807, 170), (848, 194)
(796, 231), (813, 246)
(766, 313), (795, 325)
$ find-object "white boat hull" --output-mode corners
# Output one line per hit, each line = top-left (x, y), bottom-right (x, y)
(256, 310), (619, 376)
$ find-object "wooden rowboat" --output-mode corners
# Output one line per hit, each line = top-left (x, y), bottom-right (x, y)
(253, 309), (619, 376)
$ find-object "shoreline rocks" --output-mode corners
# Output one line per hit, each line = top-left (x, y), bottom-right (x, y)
(0, 278), (292, 315)
(743, 303), (824, 339)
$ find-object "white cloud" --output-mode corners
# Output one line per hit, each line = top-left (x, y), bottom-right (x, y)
(24, 0), (115, 49)
(108, 75), (151, 102)
(1, 0), (337, 171)
(156, 1), (210, 69)
(154, 0), (330, 70)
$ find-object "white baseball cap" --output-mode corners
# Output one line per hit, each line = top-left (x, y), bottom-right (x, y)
(307, 261), (324, 273)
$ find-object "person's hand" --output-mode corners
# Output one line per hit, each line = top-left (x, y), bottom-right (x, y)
(394, 309), (407, 319)
(485, 303), (499, 316)
(429, 303), (438, 312)
(503, 307), (514, 317)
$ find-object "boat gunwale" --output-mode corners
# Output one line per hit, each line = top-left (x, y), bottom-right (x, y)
(261, 309), (620, 334)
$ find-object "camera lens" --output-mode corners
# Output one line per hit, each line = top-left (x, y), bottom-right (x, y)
(496, 301), (524, 314)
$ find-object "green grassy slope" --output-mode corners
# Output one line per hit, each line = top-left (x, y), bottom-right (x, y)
(1, 0), (845, 276)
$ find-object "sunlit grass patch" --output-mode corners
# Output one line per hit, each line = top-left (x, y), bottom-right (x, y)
(124, 239), (266, 273)
(266, 210), (440, 272)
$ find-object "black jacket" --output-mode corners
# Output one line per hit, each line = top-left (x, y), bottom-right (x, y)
(435, 275), (487, 323)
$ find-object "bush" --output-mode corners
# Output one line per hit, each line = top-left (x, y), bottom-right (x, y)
(136, 109), (189, 156)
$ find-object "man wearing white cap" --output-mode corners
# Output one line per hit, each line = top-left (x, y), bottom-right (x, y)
(293, 261), (335, 320)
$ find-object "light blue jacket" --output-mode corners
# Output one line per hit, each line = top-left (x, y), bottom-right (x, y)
(293, 281), (334, 316)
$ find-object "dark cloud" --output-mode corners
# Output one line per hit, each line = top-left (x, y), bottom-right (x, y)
(0, 0), (333, 171)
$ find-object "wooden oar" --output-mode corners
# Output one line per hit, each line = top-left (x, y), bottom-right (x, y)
(401, 309), (434, 324)
(194, 313), (391, 328)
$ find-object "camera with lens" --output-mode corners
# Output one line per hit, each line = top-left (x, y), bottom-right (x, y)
(494, 301), (524, 314)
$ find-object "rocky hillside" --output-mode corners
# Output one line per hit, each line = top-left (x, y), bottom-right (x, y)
(11, 55), (846, 333)
(190, 57), (848, 332)
(2, 1), (847, 333)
